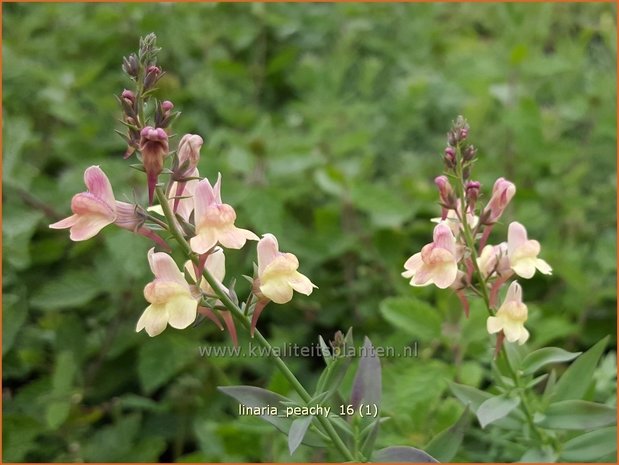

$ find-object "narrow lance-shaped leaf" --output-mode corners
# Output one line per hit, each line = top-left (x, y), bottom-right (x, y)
(288, 415), (313, 455)
(520, 347), (581, 375)
(425, 406), (470, 462)
(560, 426), (617, 461)
(536, 400), (616, 430)
(550, 336), (608, 402)
(372, 446), (438, 463)
(476, 394), (520, 429)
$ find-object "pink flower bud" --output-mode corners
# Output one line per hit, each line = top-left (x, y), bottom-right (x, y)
(465, 180), (481, 210)
(443, 146), (456, 169)
(483, 177), (516, 224)
(161, 100), (174, 113)
(435, 175), (456, 218)
(144, 66), (162, 90)
(121, 89), (135, 102)
(140, 126), (169, 205)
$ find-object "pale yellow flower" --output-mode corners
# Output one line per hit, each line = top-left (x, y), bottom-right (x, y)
(487, 281), (529, 345)
(507, 222), (552, 279)
(257, 234), (317, 304)
(136, 248), (198, 337)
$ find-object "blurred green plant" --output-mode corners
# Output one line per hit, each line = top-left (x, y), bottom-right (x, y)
(3, 2), (616, 462)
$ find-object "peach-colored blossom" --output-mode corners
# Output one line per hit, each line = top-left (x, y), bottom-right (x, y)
(402, 223), (459, 289)
(189, 174), (258, 254)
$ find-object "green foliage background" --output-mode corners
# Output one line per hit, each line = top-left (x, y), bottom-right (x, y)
(3, 2), (617, 462)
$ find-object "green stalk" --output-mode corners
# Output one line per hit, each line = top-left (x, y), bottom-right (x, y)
(155, 187), (356, 462)
(452, 148), (547, 445)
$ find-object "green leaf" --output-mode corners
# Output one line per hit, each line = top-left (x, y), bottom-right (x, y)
(349, 182), (414, 228)
(137, 333), (194, 394)
(379, 297), (442, 342)
(3, 209), (44, 270)
(520, 347), (581, 375)
(425, 406), (470, 461)
(537, 400), (616, 430)
(448, 382), (491, 412)
(45, 400), (71, 430)
(372, 446), (438, 462)
(476, 394), (521, 429)
(560, 426), (617, 461)
(550, 336), (608, 401)
(30, 270), (103, 311)
(288, 415), (313, 455)
(82, 414), (142, 461)
(3, 293), (28, 355)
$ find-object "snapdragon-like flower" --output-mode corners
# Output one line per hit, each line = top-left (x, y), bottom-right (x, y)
(49, 165), (166, 247)
(49, 166), (116, 240)
(136, 248), (199, 337)
(256, 234), (317, 304)
(140, 126), (169, 205)
(402, 223), (459, 289)
(487, 281), (529, 345)
(507, 222), (552, 279)
(477, 242), (511, 279)
(190, 174), (259, 254)
(483, 177), (516, 224)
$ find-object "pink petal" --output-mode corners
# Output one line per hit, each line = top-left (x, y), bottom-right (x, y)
(68, 213), (114, 241)
(507, 222), (528, 256)
(147, 248), (187, 286)
(49, 214), (79, 230)
(213, 172), (223, 204)
(504, 281), (522, 305)
(433, 223), (456, 255)
(84, 166), (115, 207)
(193, 178), (218, 227)
(258, 234), (281, 275)
(218, 226), (258, 250)
(71, 192), (115, 218)
(402, 252), (422, 279)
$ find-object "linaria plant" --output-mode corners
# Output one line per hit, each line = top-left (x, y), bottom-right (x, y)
(50, 34), (616, 462)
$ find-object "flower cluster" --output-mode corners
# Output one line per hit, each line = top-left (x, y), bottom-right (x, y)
(402, 116), (552, 346)
(50, 34), (316, 340)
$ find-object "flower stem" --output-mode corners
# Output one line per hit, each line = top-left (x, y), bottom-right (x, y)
(450, 156), (548, 446)
(154, 186), (356, 462)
